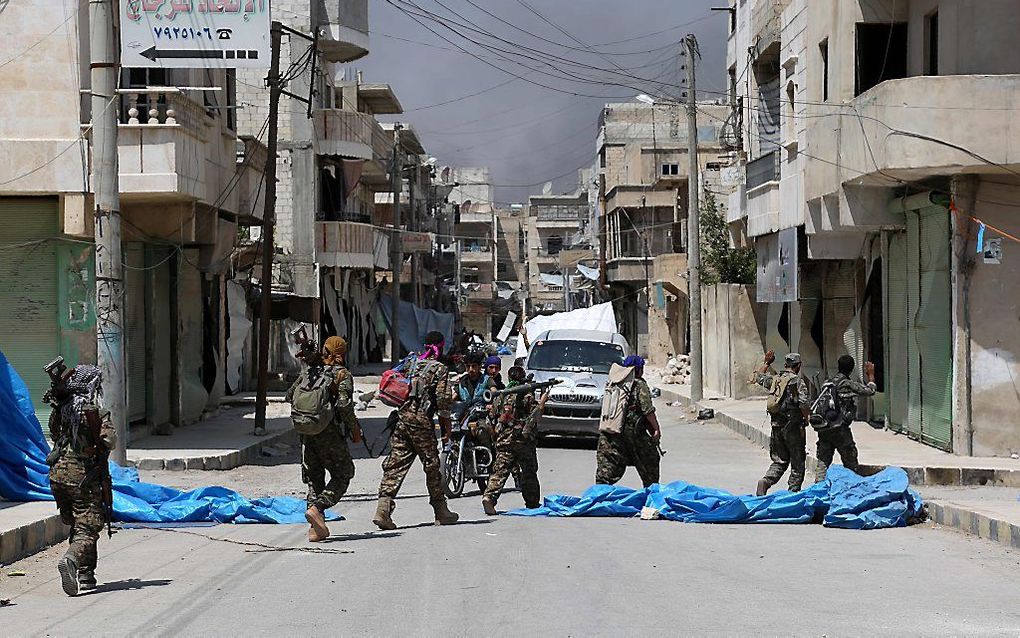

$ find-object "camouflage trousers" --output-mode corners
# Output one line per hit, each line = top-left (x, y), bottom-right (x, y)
(595, 426), (660, 488)
(815, 425), (861, 481)
(762, 419), (806, 491)
(484, 440), (540, 508)
(302, 425), (355, 512)
(50, 479), (105, 577)
(378, 421), (445, 504)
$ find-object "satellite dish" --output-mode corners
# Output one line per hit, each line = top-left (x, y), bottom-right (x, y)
(542, 181), (553, 195)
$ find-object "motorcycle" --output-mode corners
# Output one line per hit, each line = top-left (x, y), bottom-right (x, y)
(440, 400), (495, 498)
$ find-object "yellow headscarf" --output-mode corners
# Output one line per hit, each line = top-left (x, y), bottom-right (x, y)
(322, 336), (347, 366)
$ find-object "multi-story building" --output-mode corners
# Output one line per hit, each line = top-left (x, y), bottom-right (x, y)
(0, 0), (266, 433)
(597, 100), (731, 352)
(444, 167), (499, 338)
(527, 178), (596, 315)
(725, 0), (1020, 456)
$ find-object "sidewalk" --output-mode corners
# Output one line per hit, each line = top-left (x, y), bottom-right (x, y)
(649, 372), (1020, 550)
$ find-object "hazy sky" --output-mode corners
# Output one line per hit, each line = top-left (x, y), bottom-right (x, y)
(354, 0), (728, 203)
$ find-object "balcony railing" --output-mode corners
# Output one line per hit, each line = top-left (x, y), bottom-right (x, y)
(312, 109), (390, 161)
(120, 88), (208, 132)
(746, 150), (780, 190)
(316, 221), (389, 270)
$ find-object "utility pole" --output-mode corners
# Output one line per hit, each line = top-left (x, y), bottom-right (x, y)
(389, 125), (403, 365)
(253, 21), (284, 437)
(685, 34), (704, 403)
(91, 0), (126, 464)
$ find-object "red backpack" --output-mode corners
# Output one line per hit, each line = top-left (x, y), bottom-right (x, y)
(378, 356), (417, 408)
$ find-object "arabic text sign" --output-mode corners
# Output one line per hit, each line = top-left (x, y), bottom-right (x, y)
(121, 0), (271, 68)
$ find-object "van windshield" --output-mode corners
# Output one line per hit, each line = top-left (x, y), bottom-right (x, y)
(527, 340), (625, 374)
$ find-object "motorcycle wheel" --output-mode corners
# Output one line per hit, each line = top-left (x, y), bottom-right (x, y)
(441, 445), (466, 498)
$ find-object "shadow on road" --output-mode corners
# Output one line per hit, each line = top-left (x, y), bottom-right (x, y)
(87, 578), (173, 594)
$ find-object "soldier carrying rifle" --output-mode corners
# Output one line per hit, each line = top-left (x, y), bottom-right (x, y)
(43, 358), (115, 597)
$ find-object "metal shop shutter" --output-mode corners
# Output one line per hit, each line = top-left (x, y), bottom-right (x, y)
(884, 230), (909, 435)
(125, 243), (147, 423)
(915, 205), (952, 449)
(0, 198), (61, 422)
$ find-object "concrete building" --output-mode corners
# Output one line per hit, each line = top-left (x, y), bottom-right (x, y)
(598, 100), (731, 353)
(527, 176), (597, 315)
(724, 0), (1020, 456)
(0, 0), (266, 434)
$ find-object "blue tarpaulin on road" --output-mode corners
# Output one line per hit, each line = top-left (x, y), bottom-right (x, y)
(0, 349), (337, 524)
(508, 466), (925, 530)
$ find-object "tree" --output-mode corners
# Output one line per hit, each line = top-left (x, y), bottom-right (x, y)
(698, 190), (756, 286)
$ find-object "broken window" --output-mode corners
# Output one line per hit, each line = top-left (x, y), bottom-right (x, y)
(855, 22), (908, 96)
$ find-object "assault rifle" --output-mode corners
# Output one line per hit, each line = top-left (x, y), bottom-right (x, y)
(291, 325), (321, 367)
(42, 356), (73, 408)
(483, 378), (562, 402)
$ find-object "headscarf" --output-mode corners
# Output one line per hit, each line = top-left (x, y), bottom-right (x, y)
(322, 336), (347, 366)
(623, 355), (645, 370)
(60, 365), (102, 441)
(484, 355), (501, 369)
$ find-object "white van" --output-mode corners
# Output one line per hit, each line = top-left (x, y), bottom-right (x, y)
(524, 329), (631, 437)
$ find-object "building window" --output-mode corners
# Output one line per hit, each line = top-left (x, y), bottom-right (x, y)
(661, 163), (679, 176)
(854, 23), (908, 96)
(226, 68), (236, 131)
(819, 38), (829, 102)
(925, 10), (939, 76)
(547, 234), (563, 255)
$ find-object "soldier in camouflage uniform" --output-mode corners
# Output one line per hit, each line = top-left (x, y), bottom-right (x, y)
(754, 351), (811, 496)
(374, 331), (460, 529)
(482, 366), (549, 513)
(47, 365), (115, 597)
(595, 355), (662, 488)
(815, 355), (878, 481)
(287, 336), (359, 542)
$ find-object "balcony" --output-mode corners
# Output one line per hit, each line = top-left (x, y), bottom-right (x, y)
(461, 246), (493, 264)
(463, 283), (494, 300)
(312, 109), (390, 162)
(805, 75), (1020, 203)
(117, 89), (236, 208)
(751, 0), (790, 49)
(745, 151), (781, 237)
(318, 0), (370, 63)
(458, 210), (493, 225)
(316, 221), (389, 270)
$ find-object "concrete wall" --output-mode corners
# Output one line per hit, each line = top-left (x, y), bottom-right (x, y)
(646, 254), (688, 367)
(702, 284), (767, 400)
(961, 179), (1020, 456)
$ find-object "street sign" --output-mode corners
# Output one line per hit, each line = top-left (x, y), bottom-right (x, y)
(121, 0), (271, 69)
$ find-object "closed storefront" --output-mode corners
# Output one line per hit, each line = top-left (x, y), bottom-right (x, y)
(125, 243), (147, 423)
(884, 198), (953, 450)
(0, 197), (61, 420)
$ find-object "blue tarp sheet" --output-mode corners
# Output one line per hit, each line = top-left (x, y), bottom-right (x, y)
(508, 465), (925, 530)
(0, 350), (337, 524)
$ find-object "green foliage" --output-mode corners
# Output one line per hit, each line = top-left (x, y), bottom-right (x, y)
(698, 190), (756, 286)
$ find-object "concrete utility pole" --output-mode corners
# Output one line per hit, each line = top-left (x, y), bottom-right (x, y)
(90, 0), (126, 464)
(685, 34), (704, 403)
(389, 125), (403, 365)
(253, 21), (284, 437)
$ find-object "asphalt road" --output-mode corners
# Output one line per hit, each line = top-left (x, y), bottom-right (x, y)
(3, 401), (1020, 636)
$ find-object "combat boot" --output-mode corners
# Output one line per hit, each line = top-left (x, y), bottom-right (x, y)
(305, 505), (329, 542)
(481, 496), (498, 516)
(57, 555), (79, 597)
(432, 499), (460, 525)
(373, 497), (397, 530)
(755, 479), (771, 497)
(78, 571), (97, 592)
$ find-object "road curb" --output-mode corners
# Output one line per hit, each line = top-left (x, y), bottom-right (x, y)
(928, 501), (1020, 550)
(0, 512), (68, 567)
(129, 430), (299, 472)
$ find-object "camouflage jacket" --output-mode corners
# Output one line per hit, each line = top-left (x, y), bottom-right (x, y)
(492, 389), (537, 445)
(397, 358), (453, 429)
(624, 378), (656, 432)
(48, 404), (115, 486)
(832, 372), (877, 426)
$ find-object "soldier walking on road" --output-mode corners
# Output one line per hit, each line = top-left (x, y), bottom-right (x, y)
(754, 351), (810, 496)
(595, 355), (662, 488)
(482, 366), (549, 514)
(287, 336), (359, 542)
(815, 355), (878, 481)
(46, 365), (115, 596)
(373, 331), (460, 530)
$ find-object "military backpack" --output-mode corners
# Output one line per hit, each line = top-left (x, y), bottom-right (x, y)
(600, 363), (636, 435)
(290, 367), (335, 436)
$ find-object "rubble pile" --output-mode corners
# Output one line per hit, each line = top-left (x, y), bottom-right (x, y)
(660, 355), (691, 385)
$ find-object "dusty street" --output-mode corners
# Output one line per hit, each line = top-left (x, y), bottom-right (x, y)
(2, 401), (1019, 636)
